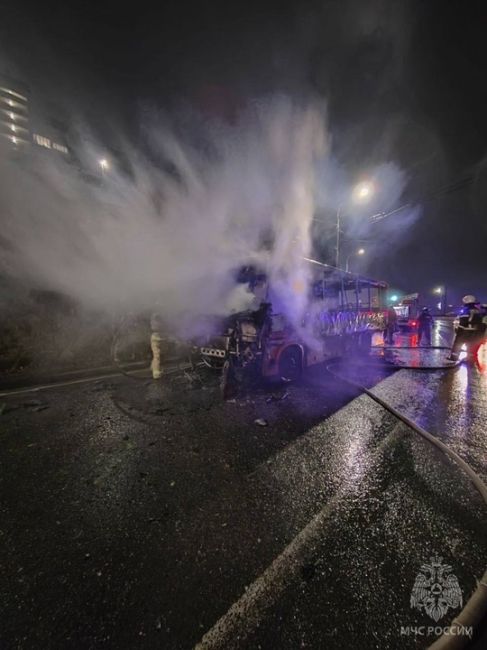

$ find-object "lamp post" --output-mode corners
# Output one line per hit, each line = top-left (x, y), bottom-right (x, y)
(335, 204), (342, 268)
(335, 181), (374, 268)
(345, 248), (365, 273)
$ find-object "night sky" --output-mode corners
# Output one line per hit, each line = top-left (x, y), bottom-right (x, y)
(1, 0), (486, 305)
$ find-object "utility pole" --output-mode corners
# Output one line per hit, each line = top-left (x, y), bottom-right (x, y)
(335, 205), (341, 268)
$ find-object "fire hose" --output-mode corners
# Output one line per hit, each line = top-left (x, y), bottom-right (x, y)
(326, 350), (487, 650)
(111, 315), (487, 647)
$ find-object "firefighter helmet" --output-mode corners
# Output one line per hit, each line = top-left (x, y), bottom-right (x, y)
(462, 295), (477, 304)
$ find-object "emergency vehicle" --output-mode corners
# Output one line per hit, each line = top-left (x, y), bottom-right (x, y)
(394, 293), (419, 331)
(199, 259), (388, 396)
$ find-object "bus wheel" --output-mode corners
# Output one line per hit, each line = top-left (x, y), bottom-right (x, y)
(220, 359), (237, 399)
(279, 347), (303, 382)
(358, 332), (372, 354)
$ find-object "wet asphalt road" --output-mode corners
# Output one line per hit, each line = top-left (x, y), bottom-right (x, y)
(0, 319), (486, 649)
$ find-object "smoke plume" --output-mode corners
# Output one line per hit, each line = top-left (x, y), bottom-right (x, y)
(0, 98), (327, 336)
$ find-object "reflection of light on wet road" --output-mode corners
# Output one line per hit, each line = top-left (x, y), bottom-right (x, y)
(441, 356), (487, 475)
(443, 364), (470, 443)
(369, 319), (459, 368)
(342, 432), (368, 483)
(454, 363), (469, 393)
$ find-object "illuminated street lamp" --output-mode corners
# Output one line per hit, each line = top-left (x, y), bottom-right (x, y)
(345, 247), (365, 272)
(390, 294), (399, 303)
(433, 286), (447, 315)
(353, 181), (374, 202)
(99, 158), (109, 173)
(336, 181), (374, 268)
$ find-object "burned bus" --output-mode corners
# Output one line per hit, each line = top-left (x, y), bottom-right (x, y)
(200, 259), (388, 396)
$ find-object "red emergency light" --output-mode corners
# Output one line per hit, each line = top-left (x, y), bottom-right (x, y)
(476, 340), (487, 373)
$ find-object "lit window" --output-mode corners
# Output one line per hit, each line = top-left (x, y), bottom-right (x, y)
(11, 136), (17, 144)
(10, 124), (16, 132)
(0, 87), (28, 101)
(52, 142), (68, 154)
(33, 133), (52, 148)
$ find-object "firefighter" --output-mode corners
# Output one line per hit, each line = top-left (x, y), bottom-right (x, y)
(481, 304), (487, 335)
(383, 305), (397, 345)
(417, 307), (433, 345)
(150, 311), (165, 379)
(447, 295), (483, 361)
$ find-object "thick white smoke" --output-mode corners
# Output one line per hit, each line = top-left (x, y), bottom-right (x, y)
(0, 98), (327, 336)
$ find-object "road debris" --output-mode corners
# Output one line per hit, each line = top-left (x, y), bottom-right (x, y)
(14, 399), (50, 412)
(91, 382), (116, 392)
(265, 391), (290, 403)
(183, 370), (203, 386)
(149, 406), (171, 416)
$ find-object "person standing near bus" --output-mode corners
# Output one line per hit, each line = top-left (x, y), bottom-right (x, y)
(417, 307), (433, 345)
(383, 305), (397, 345)
(150, 311), (166, 379)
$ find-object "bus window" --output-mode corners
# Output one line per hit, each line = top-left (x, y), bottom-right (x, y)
(370, 286), (381, 308)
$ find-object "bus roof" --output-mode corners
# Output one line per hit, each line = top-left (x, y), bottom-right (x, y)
(236, 259), (388, 290)
(303, 257), (388, 289)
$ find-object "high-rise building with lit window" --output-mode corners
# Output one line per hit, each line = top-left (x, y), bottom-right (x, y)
(0, 76), (30, 148)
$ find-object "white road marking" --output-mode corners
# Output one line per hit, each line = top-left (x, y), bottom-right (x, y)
(0, 362), (196, 398)
(195, 428), (402, 649)
(0, 370), (148, 397)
